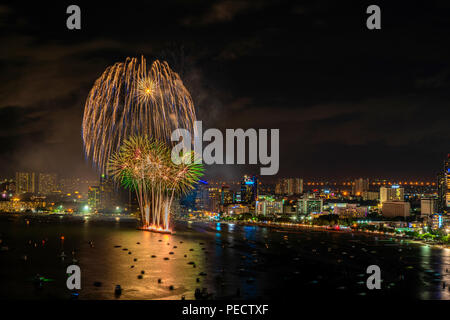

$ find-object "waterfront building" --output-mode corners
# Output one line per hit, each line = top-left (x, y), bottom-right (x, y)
(221, 184), (234, 206)
(437, 171), (446, 213)
(255, 195), (283, 216)
(0, 198), (46, 213)
(88, 186), (100, 212)
(333, 203), (368, 218)
(420, 197), (437, 218)
(225, 204), (249, 216)
(380, 185), (404, 204)
(381, 201), (410, 218)
(38, 173), (58, 195)
(275, 178), (303, 195)
(207, 186), (221, 213)
(99, 174), (120, 213)
(437, 154), (450, 213)
(15, 172), (36, 194)
(240, 175), (258, 204)
(430, 213), (443, 229)
(297, 196), (323, 215)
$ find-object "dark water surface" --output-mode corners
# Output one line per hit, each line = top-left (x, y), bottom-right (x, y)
(0, 214), (449, 300)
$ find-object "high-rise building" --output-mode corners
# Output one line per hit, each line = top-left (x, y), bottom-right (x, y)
(437, 171), (446, 213)
(259, 182), (275, 195)
(99, 174), (120, 212)
(421, 197), (436, 218)
(275, 178), (303, 195)
(38, 173), (58, 195)
(362, 191), (379, 201)
(380, 185), (404, 204)
(437, 154), (450, 213)
(297, 196), (323, 215)
(192, 181), (209, 212)
(207, 186), (221, 213)
(382, 201), (410, 218)
(225, 204), (249, 216)
(275, 181), (282, 194)
(88, 186), (100, 212)
(59, 177), (97, 196)
(431, 214), (443, 229)
(240, 175), (258, 204)
(446, 155), (450, 210)
(15, 172), (36, 194)
(293, 178), (303, 194)
(234, 191), (241, 203)
(255, 195), (283, 216)
(352, 178), (369, 196)
(220, 184), (234, 206)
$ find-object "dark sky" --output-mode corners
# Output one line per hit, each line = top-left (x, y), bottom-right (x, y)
(1, 0), (450, 181)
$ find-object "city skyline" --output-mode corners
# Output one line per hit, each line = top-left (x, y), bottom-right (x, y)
(3, 1), (450, 305)
(1, 2), (450, 180)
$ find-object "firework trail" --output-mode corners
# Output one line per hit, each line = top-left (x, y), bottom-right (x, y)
(107, 135), (203, 230)
(82, 56), (196, 172)
(82, 56), (200, 231)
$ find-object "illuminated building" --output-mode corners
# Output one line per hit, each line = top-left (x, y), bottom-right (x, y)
(275, 182), (281, 194)
(430, 213), (443, 229)
(381, 201), (410, 218)
(99, 174), (120, 213)
(59, 177), (98, 197)
(220, 184), (234, 206)
(88, 186), (100, 212)
(283, 202), (297, 215)
(446, 155), (450, 210)
(362, 191), (379, 201)
(333, 203), (368, 218)
(192, 181), (208, 211)
(259, 182), (275, 195)
(420, 197), (436, 218)
(225, 204), (249, 216)
(297, 196), (323, 215)
(352, 178), (369, 196)
(207, 186), (221, 212)
(292, 178), (303, 194)
(275, 178), (303, 195)
(255, 195), (283, 216)
(437, 171), (446, 213)
(0, 199), (46, 213)
(240, 175), (258, 204)
(0, 179), (15, 200)
(437, 154), (450, 213)
(15, 172), (36, 194)
(38, 173), (58, 195)
(380, 186), (404, 204)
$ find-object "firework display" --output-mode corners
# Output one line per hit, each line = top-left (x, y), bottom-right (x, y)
(82, 57), (199, 231)
(82, 56), (196, 172)
(107, 135), (203, 231)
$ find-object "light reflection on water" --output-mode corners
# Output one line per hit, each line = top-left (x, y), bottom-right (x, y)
(0, 217), (449, 300)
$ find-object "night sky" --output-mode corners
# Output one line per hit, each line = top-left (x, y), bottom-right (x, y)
(1, 1), (450, 181)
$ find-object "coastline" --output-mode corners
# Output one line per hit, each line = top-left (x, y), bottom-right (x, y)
(1, 212), (448, 250)
(212, 219), (450, 250)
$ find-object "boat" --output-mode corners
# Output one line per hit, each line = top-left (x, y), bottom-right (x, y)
(114, 285), (122, 296)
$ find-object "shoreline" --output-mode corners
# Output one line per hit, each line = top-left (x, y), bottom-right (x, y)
(211, 219), (450, 250)
(1, 213), (449, 250)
